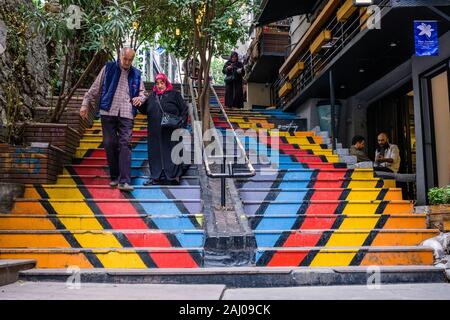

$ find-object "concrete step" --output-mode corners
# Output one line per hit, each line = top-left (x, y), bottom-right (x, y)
(0, 214), (204, 231)
(242, 200), (414, 216)
(255, 246), (434, 267)
(17, 266), (447, 286)
(9, 198), (203, 215)
(250, 162), (349, 169)
(0, 259), (36, 286)
(236, 168), (376, 179)
(238, 188), (403, 201)
(235, 178), (394, 189)
(0, 248), (204, 268)
(62, 165), (195, 177)
(0, 230), (205, 248)
(23, 185), (201, 200)
(247, 214), (428, 230)
(55, 175), (200, 186)
(253, 229), (439, 248)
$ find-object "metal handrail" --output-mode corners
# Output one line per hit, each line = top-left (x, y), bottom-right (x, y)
(187, 78), (256, 180)
(209, 85), (256, 177)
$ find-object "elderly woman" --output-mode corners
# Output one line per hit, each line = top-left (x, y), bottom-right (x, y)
(138, 73), (189, 185)
(222, 51), (245, 109)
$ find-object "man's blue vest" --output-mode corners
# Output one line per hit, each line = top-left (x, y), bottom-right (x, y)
(99, 60), (141, 117)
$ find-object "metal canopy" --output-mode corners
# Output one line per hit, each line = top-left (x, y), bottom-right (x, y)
(256, 0), (319, 26)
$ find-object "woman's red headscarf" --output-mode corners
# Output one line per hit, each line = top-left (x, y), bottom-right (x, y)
(153, 73), (173, 95)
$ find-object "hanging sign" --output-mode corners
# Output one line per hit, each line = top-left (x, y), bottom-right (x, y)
(414, 21), (439, 56)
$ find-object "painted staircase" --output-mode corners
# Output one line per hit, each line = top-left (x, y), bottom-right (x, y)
(0, 113), (205, 268)
(210, 104), (438, 267)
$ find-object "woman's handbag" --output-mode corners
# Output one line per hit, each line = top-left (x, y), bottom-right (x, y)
(156, 95), (183, 129)
(224, 73), (235, 84)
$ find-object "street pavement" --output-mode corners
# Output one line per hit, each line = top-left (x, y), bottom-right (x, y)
(0, 282), (449, 300)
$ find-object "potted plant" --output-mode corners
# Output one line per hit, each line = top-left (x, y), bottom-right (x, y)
(427, 186), (450, 232)
(428, 186), (450, 207)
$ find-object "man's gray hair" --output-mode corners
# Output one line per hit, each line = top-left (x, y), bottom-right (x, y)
(120, 47), (136, 56)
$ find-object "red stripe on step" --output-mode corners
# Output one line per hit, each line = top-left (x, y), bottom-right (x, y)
(283, 232), (323, 247)
(72, 164), (199, 267)
(124, 232), (172, 247)
(150, 250), (200, 268)
(311, 180), (344, 188)
(267, 251), (308, 267)
(310, 190), (341, 201)
(305, 202), (339, 215)
(300, 216), (337, 230)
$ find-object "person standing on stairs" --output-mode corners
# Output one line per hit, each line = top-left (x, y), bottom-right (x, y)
(79, 48), (147, 192)
(223, 52), (245, 109)
(137, 73), (189, 186)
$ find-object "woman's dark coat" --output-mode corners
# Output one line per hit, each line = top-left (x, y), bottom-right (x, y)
(222, 60), (245, 108)
(139, 90), (189, 182)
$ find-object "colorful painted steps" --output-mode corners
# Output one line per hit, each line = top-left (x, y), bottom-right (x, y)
(247, 214), (428, 230)
(212, 106), (435, 268)
(0, 230), (205, 248)
(55, 175), (199, 185)
(238, 188), (403, 201)
(0, 214), (204, 231)
(0, 248), (203, 268)
(242, 200), (414, 216)
(0, 111), (205, 268)
(255, 247), (434, 267)
(253, 229), (439, 248)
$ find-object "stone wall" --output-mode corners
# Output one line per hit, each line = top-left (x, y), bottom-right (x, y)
(0, 0), (49, 132)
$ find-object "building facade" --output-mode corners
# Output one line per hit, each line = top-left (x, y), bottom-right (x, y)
(245, 0), (450, 204)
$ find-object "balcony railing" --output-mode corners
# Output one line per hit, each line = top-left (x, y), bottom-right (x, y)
(275, 0), (389, 108)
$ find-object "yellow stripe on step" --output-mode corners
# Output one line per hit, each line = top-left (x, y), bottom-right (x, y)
(324, 231), (371, 247)
(310, 249), (356, 267)
(39, 187), (147, 268)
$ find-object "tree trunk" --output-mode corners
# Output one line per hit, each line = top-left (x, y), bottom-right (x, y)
(52, 51), (101, 123)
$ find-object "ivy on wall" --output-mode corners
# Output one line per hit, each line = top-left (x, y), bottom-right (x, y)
(0, 5), (36, 145)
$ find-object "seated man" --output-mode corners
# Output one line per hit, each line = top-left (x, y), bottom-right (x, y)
(350, 135), (371, 163)
(374, 132), (401, 173)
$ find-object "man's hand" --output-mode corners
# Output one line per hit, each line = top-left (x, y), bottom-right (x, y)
(80, 105), (89, 120)
(132, 97), (143, 107)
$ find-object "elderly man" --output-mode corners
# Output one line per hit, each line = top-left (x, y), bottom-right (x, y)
(80, 48), (147, 191)
(374, 132), (401, 173)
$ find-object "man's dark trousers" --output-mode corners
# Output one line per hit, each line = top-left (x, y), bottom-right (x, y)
(100, 115), (134, 184)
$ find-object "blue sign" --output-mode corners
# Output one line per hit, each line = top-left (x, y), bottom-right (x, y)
(414, 21), (438, 57)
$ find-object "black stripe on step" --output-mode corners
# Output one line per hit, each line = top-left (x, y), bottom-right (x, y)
(34, 186), (104, 268)
(376, 189), (388, 200)
(256, 250), (276, 266)
(331, 215), (346, 229)
(334, 201), (348, 215)
(299, 249), (320, 267)
(374, 215), (389, 229)
(350, 249), (369, 266)
(375, 201), (389, 215)
(362, 230), (380, 247)
(339, 189), (351, 200)
(315, 231), (334, 247)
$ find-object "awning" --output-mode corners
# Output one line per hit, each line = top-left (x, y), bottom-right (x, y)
(256, 0), (319, 26)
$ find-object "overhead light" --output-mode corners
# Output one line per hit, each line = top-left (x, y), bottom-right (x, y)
(390, 42), (397, 47)
(353, 0), (374, 6)
(340, 85), (346, 89)
(359, 68), (365, 73)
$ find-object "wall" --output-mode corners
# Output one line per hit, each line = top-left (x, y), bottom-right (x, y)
(0, 0), (49, 129)
(246, 82), (271, 109)
(289, 15), (310, 51)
